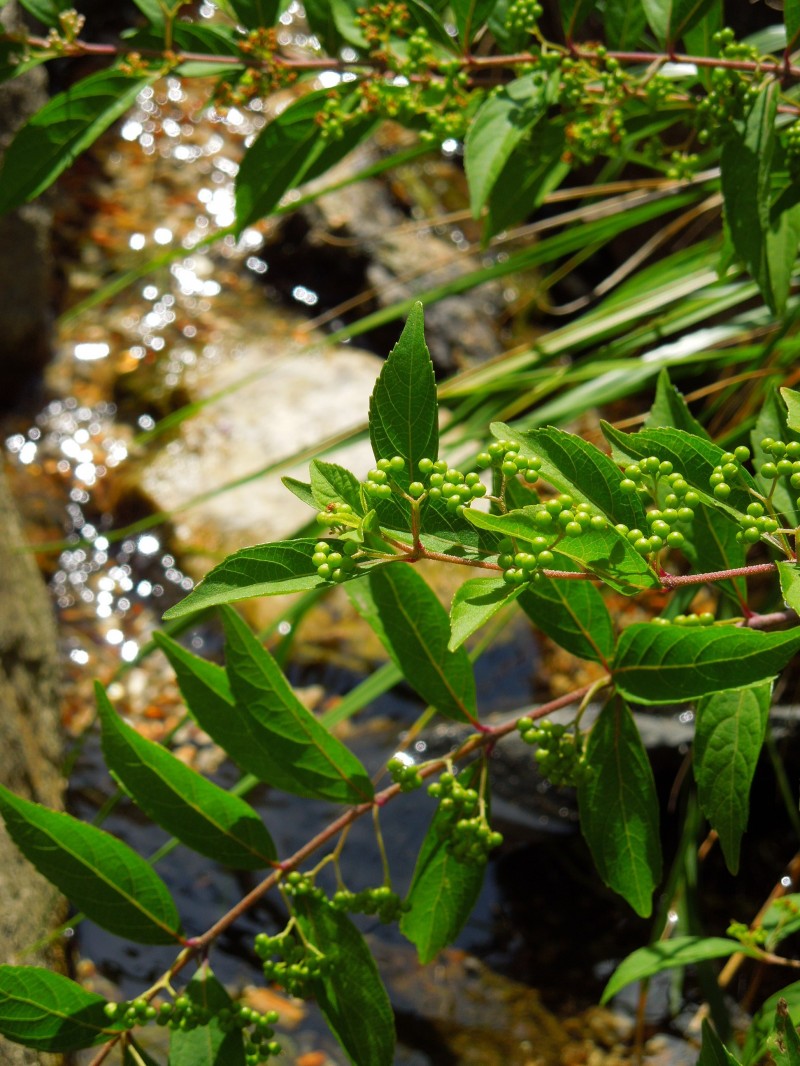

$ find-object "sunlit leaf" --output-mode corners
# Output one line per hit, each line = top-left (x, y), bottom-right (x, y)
(223, 607), (374, 802)
(0, 69), (157, 215)
(721, 80), (800, 314)
(97, 684), (277, 869)
(350, 565), (477, 721)
(0, 967), (124, 1051)
(601, 936), (758, 1004)
(449, 577), (522, 650)
(294, 894), (395, 1066)
(693, 682), (771, 873)
(170, 964), (246, 1066)
(578, 697), (661, 917)
(401, 762), (487, 962)
(0, 785), (182, 944)
(640, 0), (717, 46)
(465, 73), (549, 218)
(518, 556), (615, 665)
(369, 301), (438, 483)
(612, 624), (800, 705)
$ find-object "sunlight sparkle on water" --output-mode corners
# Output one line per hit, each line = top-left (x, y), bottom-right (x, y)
(137, 535), (160, 555)
(74, 342), (110, 361)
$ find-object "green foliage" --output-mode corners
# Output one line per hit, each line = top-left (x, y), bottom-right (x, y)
(2, 0), (800, 1052)
(577, 697), (661, 917)
(0, 299), (796, 1059)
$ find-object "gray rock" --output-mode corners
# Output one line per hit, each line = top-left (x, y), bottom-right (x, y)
(0, 467), (66, 1066)
(137, 330), (382, 569)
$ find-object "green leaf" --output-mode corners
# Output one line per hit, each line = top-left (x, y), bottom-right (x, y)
(787, 0), (800, 50)
(496, 423), (648, 530)
(281, 476), (317, 509)
(15, 0), (70, 24)
(682, 503), (746, 608)
(351, 565), (477, 721)
(0, 784), (182, 944)
(294, 894), (395, 1066)
(612, 624), (800, 705)
(368, 302), (438, 481)
(640, 0), (717, 46)
(752, 390), (800, 527)
(577, 697), (661, 917)
(601, 423), (757, 516)
(744, 983), (800, 1066)
(450, 0), (499, 46)
(0, 69), (157, 215)
(227, 0), (281, 27)
(97, 684), (277, 869)
(463, 507), (660, 595)
(698, 1018), (741, 1066)
(0, 966), (124, 1051)
(222, 607), (374, 802)
(769, 998), (800, 1066)
(604, 0), (648, 48)
(309, 459), (365, 515)
(600, 936), (758, 1005)
(235, 88), (381, 229)
(464, 73), (549, 218)
(693, 682), (771, 874)
(170, 964), (245, 1066)
(645, 369), (708, 437)
(558, 0), (596, 38)
(518, 557), (615, 665)
(154, 632), (253, 772)
(762, 895), (800, 948)
(449, 577), (522, 651)
(400, 762), (487, 962)
(162, 539), (349, 618)
(779, 561), (800, 613)
(721, 80), (800, 314)
(782, 388), (800, 435)
(483, 122), (568, 240)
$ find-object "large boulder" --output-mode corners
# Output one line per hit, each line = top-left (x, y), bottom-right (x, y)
(0, 466), (66, 1066)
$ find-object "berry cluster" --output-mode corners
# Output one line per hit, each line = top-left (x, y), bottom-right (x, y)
(652, 612), (716, 627)
(517, 717), (590, 787)
(475, 438), (541, 482)
(412, 457), (488, 513)
(315, 500), (358, 529)
(787, 120), (800, 183)
(255, 877), (330, 999)
(364, 455), (406, 500)
(756, 438), (800, 496)
(311, 539), (361, 583)
(707, 446), (751, 500)
(616, 456), (698, 555)
(502, 0), (543, 35)
(427, 770), (502, 865)
(104, 996), (281, 1062)
(387, 755), (423, 791)
(695, 30), (762, 145)
(331, 885), (407, 922)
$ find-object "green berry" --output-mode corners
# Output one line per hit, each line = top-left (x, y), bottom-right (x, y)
(713, 483), (731, 500)
(408, 481), (425, 497)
